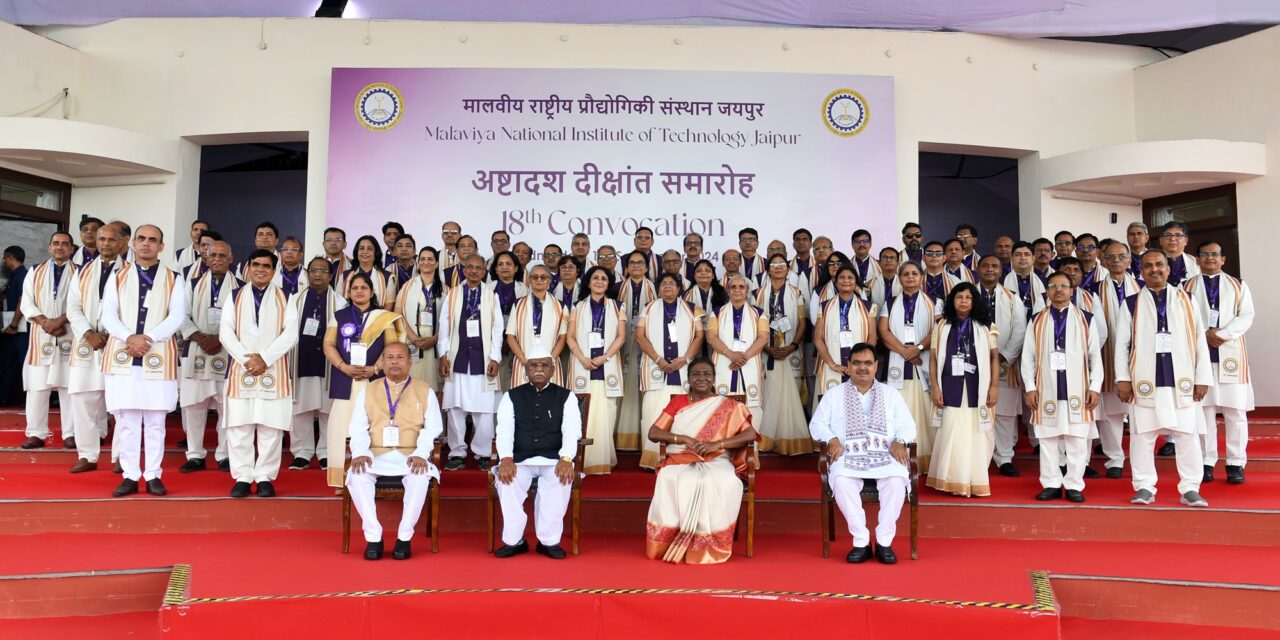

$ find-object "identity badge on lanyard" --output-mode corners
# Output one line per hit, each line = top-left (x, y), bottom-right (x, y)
(950, 320), (972, 376)
(348, 310), (370, 366)
(465, 288), (481, 335)
(303, 314), (321, 337)
(382, 378), (403, 448)
(1155, 332), (1174, 354)
(1050, 316), (1068, 370)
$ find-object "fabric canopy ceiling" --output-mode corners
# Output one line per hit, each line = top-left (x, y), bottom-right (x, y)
(3, 0), (1278, 38)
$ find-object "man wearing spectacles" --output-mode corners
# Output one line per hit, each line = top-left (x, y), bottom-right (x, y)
(737, 228), (765, 283)
(1096, 241), (1141, 479)
(275, 237), (305, 297)
(1072, 233), (1105, 296)
(1126, 222), (1149, 281)
(1159, 221), (1199, 288)
(1183, 241), (1254, 485)
(1050, 231), (1075, 270)
(438, 254), (506, 471)
(322, 227), (350, 286)
(632, 226), (660, 279)
(900, 222), (924, 268)
(920, 240), (959, 301)
(955, 224), (981, 271)
(438, 221), (461, 276)
(682, 233), (704, 282)
(288, 256), (346, 471)
(1031, 238), (1055, 286)
(381, 222), (405, 270)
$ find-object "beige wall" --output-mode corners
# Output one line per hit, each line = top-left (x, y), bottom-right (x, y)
(0, 21), (78, 119)
(1136, 26), (1278, 403)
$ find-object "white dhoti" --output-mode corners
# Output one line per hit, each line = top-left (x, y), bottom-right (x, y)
(345, 470), (433, 543)
(639, 388), (682, 469)
(494, 463), (573, 546)
(24, 359), (73, 440)
(443, 373), (499, 459)
(105, 369), (176, 481)
(831, 475), (908, 547)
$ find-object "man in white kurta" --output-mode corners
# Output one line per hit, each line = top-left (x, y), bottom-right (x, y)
(493, 346), (582, 560)
(809, 343), (916, 565)
(288, 256), (344, 470)
(1183, 242), (1254, 485)
(1114, 251), (1213, 507)
(65, 223), (127, 472)
(1097, 241), (1142, 479)
(438, 255), (506, 470)
(100, 225), (187, 497)
(19, 231), (78, 449)
(178, 241), (238, 472)
(1022, 273), (1103, 502)
(977, 256), (1028, 478)
(347, 341), (444, 560)
(219, 250), (299, 498)
(169, 219), (209, 273)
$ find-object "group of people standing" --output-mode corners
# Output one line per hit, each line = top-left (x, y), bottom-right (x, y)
(4, 212), (1254, 563)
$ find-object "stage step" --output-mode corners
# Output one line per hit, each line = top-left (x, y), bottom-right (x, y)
(1060, 617), (1280, 640)
(3, 610), (161, 638)
(0, 567), (171, 620)
(1051, 574), (1280, 631)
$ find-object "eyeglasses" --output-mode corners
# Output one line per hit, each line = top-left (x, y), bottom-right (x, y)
(956, 234), (973, 240)
(1163, 233), (1187, 240)
(597, 253), (616, 260)
(323, 236), (344, 243)
(543, 252), (562, 259)
(442, 230), (461, 235)
(1046, 283), (1073, 290)
(740, 238), (758, 244)
(306, 268), (330, 274)
(769, 262), (788, 268)
(634, 234), (653, 240)
(1055, 240), (1074, 247)
(1076, 244), (1096, 251)
(529, 274), (550, 280)
(1103, 254), (1128, 261)
(688, 371), (715, 378)
(852, 239), (871, 245)
(1198, 251), (1222, 258)
(923, 250), (944, 257)
(279, 248), (302, 254)
(903, 233), (923, 239)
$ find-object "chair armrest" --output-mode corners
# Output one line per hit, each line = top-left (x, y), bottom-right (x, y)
(658, 441), (667, 462)
(743, 442), (757, 493)
(432, 436), (444, 469)
(907, 442), (919, 480)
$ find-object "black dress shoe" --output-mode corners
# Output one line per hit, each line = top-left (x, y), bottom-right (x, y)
(112, 479), (139, 497)
(998, 462), (1020, 477)
(256, 481), (275, 497)
(874, 544), (898, 564)
(145, 478), (167, 496)
(1064, 489), (1085, 503)
(63, 436), (76, 449)
(846, 545), (872, 564)
(178, 438), (188, 447)
(1105, 467), (1123, 479)
(319, 457), (328, 469)
(230, 481), (252, 498)
(1093, 443), (1103, 455)
(365, 541), (384, 561)
(217, 459), (230, 472)
(1035, 487), (1062, 501)
(1158, 442), (1176, 456)
(20, 436), (45, 449)
(1202, 465), (1215, 483)
(1083, 466), (1100, 479)
(1226, 465), (1245, 484)
(392, 539), (412, 560)
(288, 457), (310, 470)
(179, 458), (206, 473)
(495, 539), (529, 558)
(536, 543), (566, 560)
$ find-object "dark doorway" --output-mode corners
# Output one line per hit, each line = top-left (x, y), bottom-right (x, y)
(197, 143), (308, 261)
(918, 152), (1019, 252)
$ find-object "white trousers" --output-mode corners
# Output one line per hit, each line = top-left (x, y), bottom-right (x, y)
(116, 409), (166, 481)
(1098, 413), (1127, 470)
(1131, 428), (1202, 496)
(290, 410), (329, 460)
(345, 470), (431, 543)
(494, 463), (572, 546)
(991, 415), (1018, 465)
(70, 391), (117, 463)
(226, 424), (284, 484)
(831, 475), (908, 547)
(1038, 434), (1089, 491)
(1202, 406), (1249, 468)
(446, 408), (494, 459)
(25, 386), (73, 440)
(182, 396), (226, 461)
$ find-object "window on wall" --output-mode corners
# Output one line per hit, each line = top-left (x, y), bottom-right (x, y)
(0, 167), (71, 227)
(1143, 184), (1239, 279)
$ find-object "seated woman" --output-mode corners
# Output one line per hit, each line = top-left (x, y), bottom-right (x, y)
(645, 358), (757, 565)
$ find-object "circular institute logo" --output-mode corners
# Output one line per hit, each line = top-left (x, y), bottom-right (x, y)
(355, 82), (404, 131)
(145, 354), (163, 369)
(1224, 358), (1239, 374)
(1136, 381), (1154, 396)
(260, 374), (275, 389)
(821, 88), (869, 137)
(1178, 378), (1194, 394)
(77, 344), (92, 358)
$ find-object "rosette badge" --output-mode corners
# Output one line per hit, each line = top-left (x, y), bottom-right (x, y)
(821, 89), (869, 137)
(355, 82), (404, 131)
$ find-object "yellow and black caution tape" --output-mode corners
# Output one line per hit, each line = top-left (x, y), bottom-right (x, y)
(163, 563), (192, 606)
(166, 577), (1057, 612)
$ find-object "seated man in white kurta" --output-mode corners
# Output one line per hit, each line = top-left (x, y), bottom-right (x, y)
(809, 342), (916, 565)
(219, 250), (300, 498)
(347, 341), (444, 561)
(493, 345), (582, 560)
(1022, 272), (1103, 503)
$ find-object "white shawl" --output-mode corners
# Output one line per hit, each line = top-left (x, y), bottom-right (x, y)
(711, 303), (765, 408)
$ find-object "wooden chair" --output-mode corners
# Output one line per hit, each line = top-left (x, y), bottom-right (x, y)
(339, 389), (447, 554)
(485, 392), (594, 555)
(819, 441), (919, 559)
(657, 394), (757, 558)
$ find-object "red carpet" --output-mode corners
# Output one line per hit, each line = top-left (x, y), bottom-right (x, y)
(1060, 617), (1280, 640)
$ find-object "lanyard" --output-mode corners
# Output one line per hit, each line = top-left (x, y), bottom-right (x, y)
(138, 264), (155, 289)
(957, 318), (972, 357)
(532, 295), (544, 335)
(1204, 275), (1220, 311)
(1052, 308), (1068, 350)
(282, 267), (300, 293)
(464, 286), (480, 318)
(838, 296), (853, 331)
(384, 378), (406, 423)
(210, 274), (225, 306)
(732, 304), (745, 339)
(591, 298), (606, 333)
(51, 262), (65, 297)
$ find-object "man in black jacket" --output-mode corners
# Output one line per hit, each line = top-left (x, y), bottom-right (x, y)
(492, 345), (582, 559)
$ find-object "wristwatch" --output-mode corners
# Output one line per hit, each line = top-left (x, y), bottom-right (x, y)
(559, 456), (573, 464)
